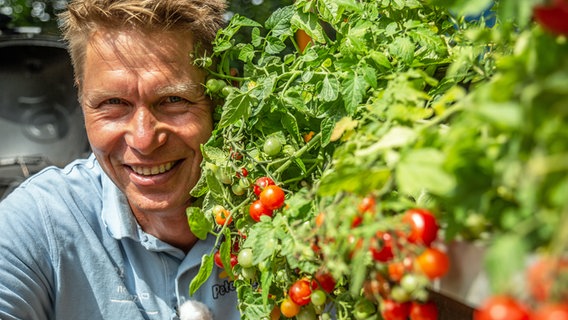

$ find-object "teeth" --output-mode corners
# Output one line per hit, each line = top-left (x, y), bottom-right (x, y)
(131, 162), (175, 176)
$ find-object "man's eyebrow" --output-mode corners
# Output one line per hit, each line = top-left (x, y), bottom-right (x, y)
(155, 83), (202, 96)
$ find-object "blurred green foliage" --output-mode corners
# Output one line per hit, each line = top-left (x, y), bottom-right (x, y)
(0, 0), (293, 36)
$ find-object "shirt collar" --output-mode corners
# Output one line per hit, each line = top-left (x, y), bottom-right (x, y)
(98, 162), (188, 258)
(100, 170), (140, 241)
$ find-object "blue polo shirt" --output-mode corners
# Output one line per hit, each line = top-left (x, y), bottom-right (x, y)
(0, 154), (240, 320)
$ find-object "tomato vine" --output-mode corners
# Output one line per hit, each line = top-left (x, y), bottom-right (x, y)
(188, 0), (568, 318)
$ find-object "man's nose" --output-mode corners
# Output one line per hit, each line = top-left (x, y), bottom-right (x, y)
(124, 107), (166, 154)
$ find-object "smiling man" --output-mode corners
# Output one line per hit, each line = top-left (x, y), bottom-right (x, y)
(0, 1), (240, 319)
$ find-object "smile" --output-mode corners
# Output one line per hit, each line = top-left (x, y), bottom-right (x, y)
(130, 161), (176, 176)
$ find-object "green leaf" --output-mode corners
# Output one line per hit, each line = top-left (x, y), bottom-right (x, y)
(265, 36), (287, 54)
(189, 254), (214, 295)
(389, 37), (415, 65)
(238, 44), (255, 63)
(245, 221), (278, 265)
(396, 148), (456, 197)
(265, 5), (295, 37)
(318, 166), (391, 196)
(341, 72), (367, 115)
(291, 11), (326, 43)
(219, 229), (235, 280)
(186, 207), (212, 240)
(219, 92), (253, 128)
(319, 75), (340, 102)
(356, 126), (417, 157)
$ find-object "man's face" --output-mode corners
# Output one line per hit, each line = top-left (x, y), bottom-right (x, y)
(80, 29), (212, 217)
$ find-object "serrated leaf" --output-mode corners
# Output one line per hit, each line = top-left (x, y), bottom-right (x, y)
(238, 44), (255, 63)
(319, 75), (340, 102)
(291, 11), (326, 43)
(265, 36), (287, 54)
(341, 73), (367, 115)
(219, 92), (253, 128)
(189, 254), (214, 295)
(389, 37), (415, 65)
(265, 5), (295, 37)
(186, 207), (212, 240)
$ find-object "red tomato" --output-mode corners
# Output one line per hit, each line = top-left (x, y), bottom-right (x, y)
(534, 0), (568, 35)
(358, 195), (376, 214)
(259, 185), (286, 210)
(313, 270), (336, 293)
(527, 256), (568, 302)
(402, 208), (439, 246)
(288, 279), (312, 306)
(532, 303), (568, 320)
(214, 251), (238, 269)
(416, 247), (450, 279)
(380, 299), (411, 320)
(410, 301), (439, 320)
(474, 295), (530, 320)
(370, 232), (395, 262)
(253, 176), (275, 196)
(249, 199), (274, 222)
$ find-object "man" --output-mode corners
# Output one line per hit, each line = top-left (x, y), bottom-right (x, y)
(0, 1), (240, 319)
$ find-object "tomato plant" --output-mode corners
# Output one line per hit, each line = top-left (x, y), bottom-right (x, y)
(186, 0), (568, 318)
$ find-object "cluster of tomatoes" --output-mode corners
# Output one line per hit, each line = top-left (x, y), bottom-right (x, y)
(353, 202), (450, 320)
(309, 194), (453, 320)
(475, 256), (568, 320)
(277, 270), (337, 319)
(248, 176), (285, 222)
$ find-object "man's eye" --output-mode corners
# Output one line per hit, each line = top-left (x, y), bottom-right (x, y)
(165, 96), (184, 103)
(105, 98), (123, 105)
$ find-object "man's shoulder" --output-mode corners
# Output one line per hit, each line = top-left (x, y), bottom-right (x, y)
(1, 154), (104, 216)
(20, 154), (102, 194)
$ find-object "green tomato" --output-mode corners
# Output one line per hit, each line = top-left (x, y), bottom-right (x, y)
(354, 298), (377, 320)
(215, 167), (232, 185)
(263, 137), (282, 156)
(205, 79), (225, 93)
(296, 306), (317, 320)
(237, 248), (254, 268)
(221, 85), (235, 98)
(310, 289), (327, 306)
(240, 267), (257, 280)
(231, 183), (246, 196)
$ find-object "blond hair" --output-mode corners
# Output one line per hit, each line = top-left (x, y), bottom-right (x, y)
(58, 0), (226, 83)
